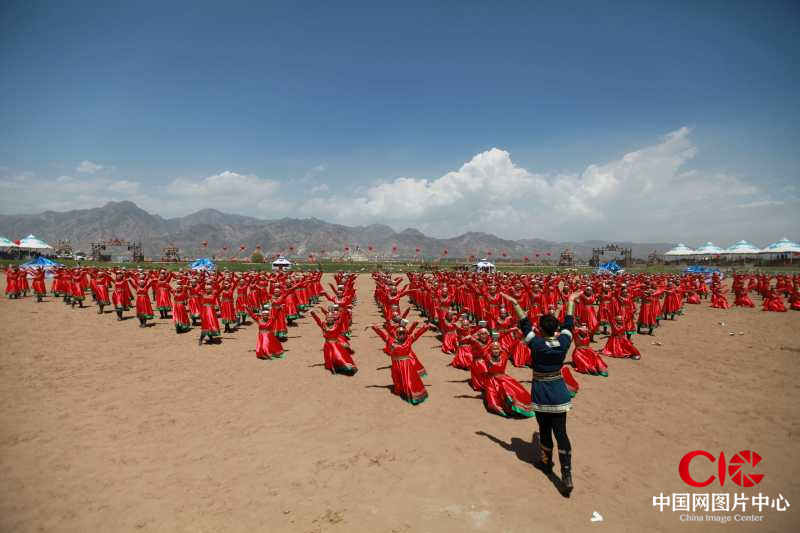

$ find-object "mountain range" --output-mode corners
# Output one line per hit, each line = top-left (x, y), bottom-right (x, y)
(0, 201), (674, 261)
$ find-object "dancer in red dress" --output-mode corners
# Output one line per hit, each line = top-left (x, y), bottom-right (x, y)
(482, 341), (535, 418)
(600, 315), (641, 360)
(248, 307), (285, 360)
(198, 285), (222, 344)
(449, 315), (476, 369)
(733, 286), (755, 308)
(372, 324), (429, 405)
(154, 271), (173, 319)
(172, 282), (192, 333)
(311, 310), (358, 375)
(636, 288), (661, 335)
(571, 321), (608, 376)
(32, 267), (47, 302)
(762, 288), (787, 312)
(710, 285), (730, 309)
(134, 277), (155, 327)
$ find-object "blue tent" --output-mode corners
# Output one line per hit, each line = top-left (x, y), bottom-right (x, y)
(20, 256), (63, 269)
(596, 260), (623, 275)
(189, 257), (215, 270)
(685, 265), (723, 282)
(20, 256), (63, 277)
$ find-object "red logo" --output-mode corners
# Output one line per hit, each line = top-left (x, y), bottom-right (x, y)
(679, 450), (764, 487)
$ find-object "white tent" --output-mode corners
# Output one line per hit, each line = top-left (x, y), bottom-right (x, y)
(663, 243), (695, 256)
(0, 236), (19, 249)
(271, 256), (292, 271)
(692, 242), (724, 256)
(725, 240), (761, 255)
(474, 258), (496, 273)
(18, 234), (53, 250)
(759, 237), (800, 254)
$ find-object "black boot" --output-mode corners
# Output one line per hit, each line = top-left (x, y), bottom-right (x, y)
(559, 450), (573, 495)
(116, 310), (123, 321)
(198, 334), (204, 346)
(535, 444), (553, 474)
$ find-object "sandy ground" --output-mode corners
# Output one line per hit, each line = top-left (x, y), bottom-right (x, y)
(0, 274), (798, 533)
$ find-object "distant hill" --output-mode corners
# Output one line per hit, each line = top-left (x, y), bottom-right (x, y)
(0, 201), (675, 260)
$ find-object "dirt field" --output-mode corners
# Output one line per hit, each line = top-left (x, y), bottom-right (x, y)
(1, 274), (798, 532)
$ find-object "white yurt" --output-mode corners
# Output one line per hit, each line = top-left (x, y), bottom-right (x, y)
(474, 258), (496, 273)
(663, 243), (695, 257)
(272, 256), (292, 271)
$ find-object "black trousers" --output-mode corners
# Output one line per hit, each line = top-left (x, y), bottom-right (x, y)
(535, 411), (571, 452)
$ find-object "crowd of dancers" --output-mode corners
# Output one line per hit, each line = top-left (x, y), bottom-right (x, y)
(3, 263), (798, 496)
(4, 264), (798, 374)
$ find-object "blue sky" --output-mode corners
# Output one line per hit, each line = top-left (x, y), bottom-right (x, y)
(1, 1), (798, 243)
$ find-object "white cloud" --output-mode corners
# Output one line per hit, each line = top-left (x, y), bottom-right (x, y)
(1, 129), (797, 244)
(76, 160), (103, 174)
(296, 127), (799, 243)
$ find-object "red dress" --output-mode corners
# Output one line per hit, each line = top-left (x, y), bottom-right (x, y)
(734, 290), (755, 308)
(219, 289), (237, 325)
(135, 285), (155, 318)
(482, 351), (535, 417)
(155, 279), (173, 311)
(469, 338), (489, 392)
(762, 291), (787, 312)
(251, 313), (285, 359)
(172, 289), (192, 332)
(373, 325), (429, 405)
(600, 322), (640, 359)
(710, 290), (730, 309)
(571, 328), (608, 376)
(313, 313), (357, 375)
(199, 295), (221, 336)
(449, 324), (474, 369)
(93, 274), (111, 305)
(32, 270), (47, 296)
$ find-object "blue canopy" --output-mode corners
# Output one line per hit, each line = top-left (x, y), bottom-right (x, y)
(684, 265), (719, 274)
(20, 256), (63, 269)
(596, 260), (623, 275)
(189, 257), (215, 270)
(685, 265), (723, 282)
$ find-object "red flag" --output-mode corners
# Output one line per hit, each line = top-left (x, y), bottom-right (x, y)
(415, 248), (420, 253)
(524, 256), (529, 262)
(546, 252), (551, 256)
(368, 245), (374, 252)
(535, 253), (540, 257)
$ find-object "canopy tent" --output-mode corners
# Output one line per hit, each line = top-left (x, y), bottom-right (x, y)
(18, 234), (53, 250)
(189, 257), (215, 271)
(692, 242), (724, 256)
(271, 256), (292, 271)
(685, 265), (723, 282)
(725, 240), (761, 255)
(596, 260), (623, 275)
(0, 236), (19, 248)
(759, 237), (800, 254)
(474, 259), (496, 273)
(663, 243), (695, 256)
(20, 256), (63, 270)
